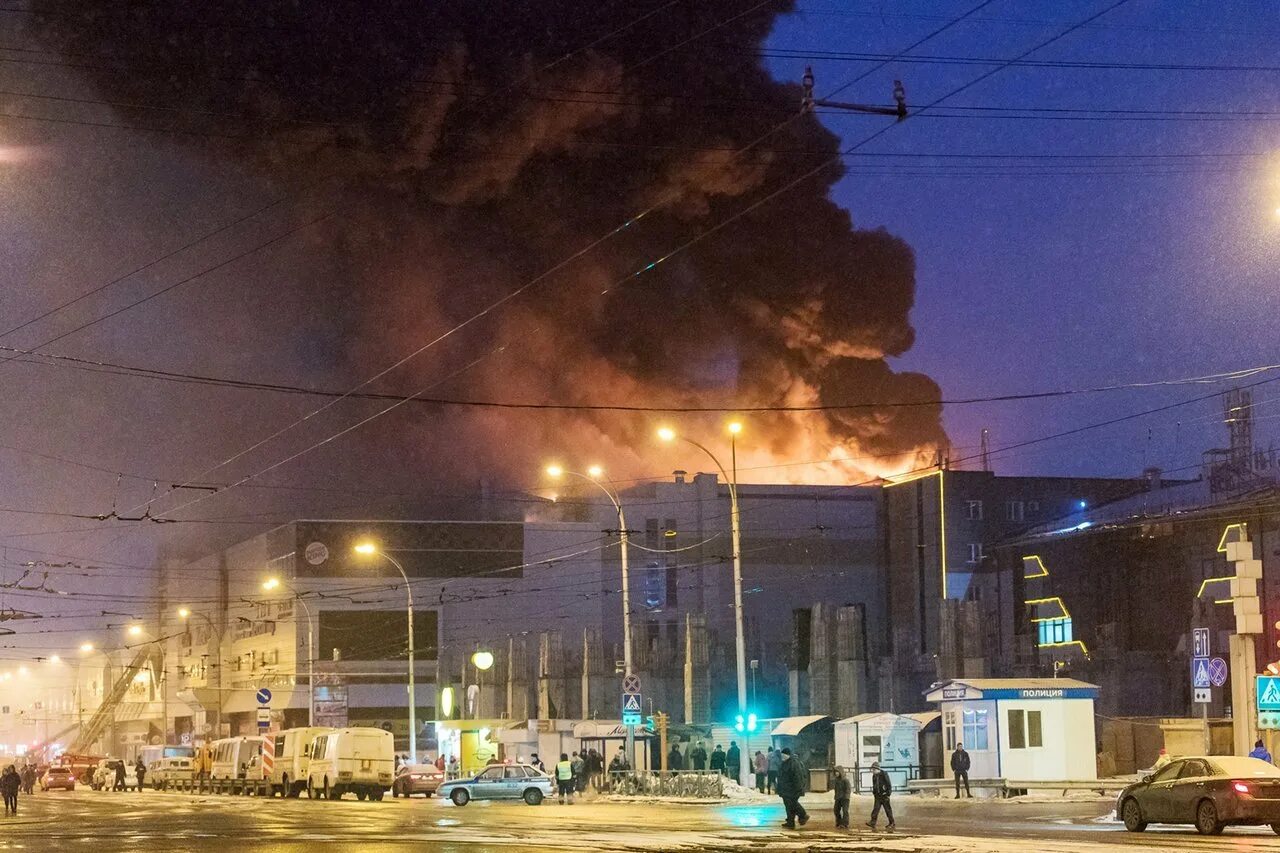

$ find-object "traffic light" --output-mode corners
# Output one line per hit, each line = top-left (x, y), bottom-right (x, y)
(734, 712), (758, 733)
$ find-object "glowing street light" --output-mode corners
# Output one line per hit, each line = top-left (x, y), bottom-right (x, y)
(471, 650), (495, 671)
(79, 643), (94, 653)
(261, 576), (313, 726)
(655, 420), (750, 784)
(543, 461), (636, 761)
(127, 625), (143, 637)
(49, 655), (60, 665)
(353, 541), (417, 761)
(177, 607), (190, 619)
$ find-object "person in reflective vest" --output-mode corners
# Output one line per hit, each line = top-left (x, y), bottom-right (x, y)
(555, 753), (575, 804)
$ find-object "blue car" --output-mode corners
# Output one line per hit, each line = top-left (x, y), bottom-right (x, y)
(439, 763), (554, 806)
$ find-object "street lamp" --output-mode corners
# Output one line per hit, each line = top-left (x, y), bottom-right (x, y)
(545, 463), (637, 764)
(353, 541), (417, 763)
(262, 578), (314, 726)
(127, 625), (143, 638)
(657, 421), (750, 785)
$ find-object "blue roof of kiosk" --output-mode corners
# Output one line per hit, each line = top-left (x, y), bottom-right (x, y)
(924, 678), (1099, 702)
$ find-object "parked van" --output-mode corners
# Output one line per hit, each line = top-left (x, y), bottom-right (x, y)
(306, 727), (394, 801)
(209, 736), (264, 780)
(270, 727), (333, 797)
(139, 744), (195, 769)
(148, 755), (195, 788)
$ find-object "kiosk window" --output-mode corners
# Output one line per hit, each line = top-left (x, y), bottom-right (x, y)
(1007, 709), (1043, 749)
(962, 708), (989, 750)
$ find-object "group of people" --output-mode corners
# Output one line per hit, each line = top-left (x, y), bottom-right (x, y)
(0, 764), (43, 814)
(551, 750), (603, 803)
(667, 740), (742, 780)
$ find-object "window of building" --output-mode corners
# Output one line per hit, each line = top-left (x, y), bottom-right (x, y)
(1038, 617), (1073, 646)
(961, 708), (989, 750)
(943, 710), (957, 750)
(966, 500), (983, 520)
(967, 543), (983, 564)
(1005, 500), (1025, 522)
(317, 610), (439, 661)
(1007, 709), (1043, 749)
(1027, 501), (1039, 514)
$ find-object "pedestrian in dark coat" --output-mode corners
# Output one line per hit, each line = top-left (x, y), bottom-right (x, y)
(951, 743), (971, 798)
(19, 766), (33, 795)
(775, 747), (809, 829)
(709, 744), (726, 774)
(114, 760), (126, 791)
(865, 761), (895, 830)
(726, 741), (741, 783)
(689, 742), (707, 771)
(832, 766), (851, 828)
(135, 759), (147, 791)
(0, 766), (19, 814)
(668, 744), (684, 771)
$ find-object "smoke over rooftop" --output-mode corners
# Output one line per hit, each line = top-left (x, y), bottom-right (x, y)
(33, 0), (948, 486)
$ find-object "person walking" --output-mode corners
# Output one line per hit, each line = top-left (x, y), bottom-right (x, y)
(0, 766), (19, 815)
(135, 758), (147, 792)
(114, 759), (126, 792)
(775, 747), (809, 829)
(726, 741), (741, 784)
(19, 765), (33, 796)
(689, 742), (707, 771)
(753, 750), (768, 792)
(767, 747), (781, 794)
(832, 766), (851, 829)
(668, 743), (684, 771)
(951, 743), (971, 798)
(570, 751), (587, 796)
(1250, 739), (1273, 763)
(555, 753), (575, 804)
(865, 761), (895, 831)
(709, 744), (726, 775)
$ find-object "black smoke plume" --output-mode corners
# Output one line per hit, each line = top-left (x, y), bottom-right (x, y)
(32, 0), (947, 485)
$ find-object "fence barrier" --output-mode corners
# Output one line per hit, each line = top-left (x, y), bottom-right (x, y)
(608, 769), (725, 799)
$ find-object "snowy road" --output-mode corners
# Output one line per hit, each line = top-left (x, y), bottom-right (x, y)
(3, 787), (1280, 851)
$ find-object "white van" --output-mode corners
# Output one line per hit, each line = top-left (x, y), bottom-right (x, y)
(148, 756), (195, 788)
(270, 727), (333, 797)
(306, 727), (394, 801)
(209, 736), (264, 780)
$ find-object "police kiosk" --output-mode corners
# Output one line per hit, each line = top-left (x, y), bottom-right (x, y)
(925, 678), (1100, 784)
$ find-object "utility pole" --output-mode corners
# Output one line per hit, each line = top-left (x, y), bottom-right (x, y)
(654, 710), (669, 773)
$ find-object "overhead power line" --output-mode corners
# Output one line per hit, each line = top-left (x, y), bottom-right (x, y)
(4, 343), (1278, 413)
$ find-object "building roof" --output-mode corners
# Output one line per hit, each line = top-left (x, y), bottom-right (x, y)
(931, 678), (1097, 691)
(770, 715), (834, 736)
(924, 677), (1100, 702)
(835, 712), (925, 728)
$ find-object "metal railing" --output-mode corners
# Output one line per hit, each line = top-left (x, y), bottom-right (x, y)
(846, 763), (939, 794)
(609, 769), (725, 799)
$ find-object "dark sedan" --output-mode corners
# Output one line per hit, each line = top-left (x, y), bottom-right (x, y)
(392, 764), (444, 798)
(1119, 755), (1280, 835)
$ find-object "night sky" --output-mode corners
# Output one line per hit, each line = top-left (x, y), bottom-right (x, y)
(0, 0), (1275, 652)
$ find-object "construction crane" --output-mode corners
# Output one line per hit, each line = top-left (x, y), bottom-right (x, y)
(801, 66), (907, 121)
(32, 645), (159, 758)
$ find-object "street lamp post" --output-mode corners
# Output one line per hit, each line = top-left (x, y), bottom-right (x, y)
(354, 543), (417, 763)
(261, 581), (314, 726)
(546, 464), (635, 764)
(658, 422), (750, 786)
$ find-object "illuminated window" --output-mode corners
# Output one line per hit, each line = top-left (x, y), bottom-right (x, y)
(1038, 618), (1073, 645)
(961, 708), (989, 750)
(966, 500), (983, 520)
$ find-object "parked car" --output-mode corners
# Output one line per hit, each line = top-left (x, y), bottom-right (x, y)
(438, 763), (553, 806)
(392, 763), (444, 798)
(90, 759), (139, 791)
(39, 766), (76, 791)
(306, 727), (394, 801)
(1119, 755), (1280, 835)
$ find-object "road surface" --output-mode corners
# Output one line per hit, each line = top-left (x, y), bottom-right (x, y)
(5, 787), (1280, 851)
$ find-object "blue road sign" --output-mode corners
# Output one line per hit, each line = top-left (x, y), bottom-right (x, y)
(256, 687), (272, 705)
(1191, 657), (1211, 689)
(1209, 657), (1229, 688)
(622, 693), (642, 726)
(1258, 676), (1280, 712)
(1192, 627), (1210, 658)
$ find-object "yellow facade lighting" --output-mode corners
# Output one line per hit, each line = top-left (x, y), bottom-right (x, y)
(1217, 523), (1248, 553)
(1022, 555), (1048, 579)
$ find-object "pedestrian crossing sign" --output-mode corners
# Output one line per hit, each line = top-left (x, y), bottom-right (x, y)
(1257, 676), (1280, 712)
(622, 694), (642, 713)
(1191, 657), (1211, 689)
